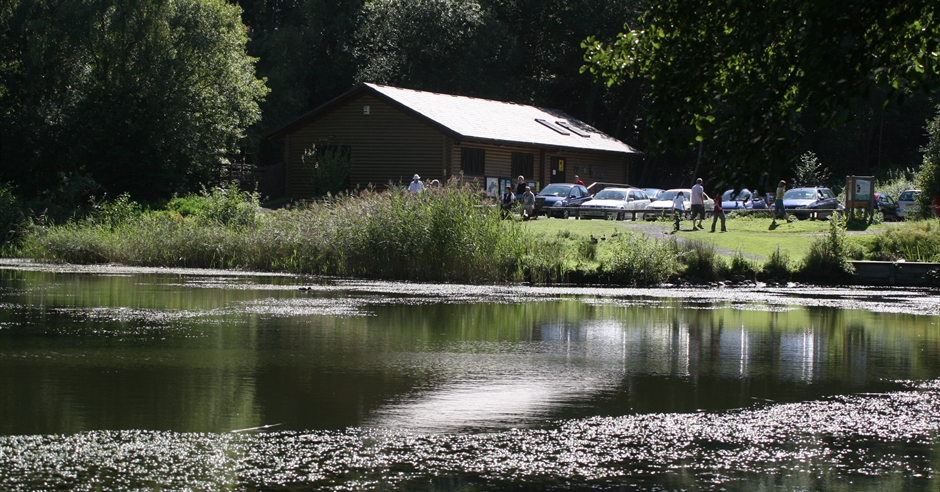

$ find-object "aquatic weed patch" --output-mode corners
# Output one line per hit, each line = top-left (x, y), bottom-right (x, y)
(1, 382), (937, 490)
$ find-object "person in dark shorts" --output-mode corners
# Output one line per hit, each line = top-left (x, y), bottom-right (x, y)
(690, 177), (706, 229)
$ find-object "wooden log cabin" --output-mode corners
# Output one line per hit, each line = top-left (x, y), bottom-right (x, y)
(266, 83), (642, 197)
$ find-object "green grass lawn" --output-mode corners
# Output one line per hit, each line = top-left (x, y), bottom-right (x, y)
(516, 214), (894, 262)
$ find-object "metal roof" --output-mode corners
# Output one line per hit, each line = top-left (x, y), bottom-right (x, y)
(268, 83), (641, 156)
(366, 83), (640, 155)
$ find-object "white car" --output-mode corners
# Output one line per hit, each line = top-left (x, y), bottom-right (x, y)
(644, 188), (714, 220)
(578, 188), (651, 220)
(896, 189), (921, 219)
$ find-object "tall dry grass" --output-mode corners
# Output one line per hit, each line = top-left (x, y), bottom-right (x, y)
(18, 180), (550, 283)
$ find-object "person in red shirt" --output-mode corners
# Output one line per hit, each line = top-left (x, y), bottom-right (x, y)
(573, 175), (585, 186)
(710, 190), (727, 232)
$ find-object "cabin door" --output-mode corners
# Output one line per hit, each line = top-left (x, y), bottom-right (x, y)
(550, 157), (566, 183)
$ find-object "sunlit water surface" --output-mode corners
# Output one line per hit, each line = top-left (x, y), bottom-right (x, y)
(0, 260), (938, 490)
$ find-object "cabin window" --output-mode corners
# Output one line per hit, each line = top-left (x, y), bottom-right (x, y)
(511, 153), (534, 179)
(461, 148), (485, 175)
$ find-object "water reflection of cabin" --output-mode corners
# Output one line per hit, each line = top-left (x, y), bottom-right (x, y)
(266, 83), (642, 197)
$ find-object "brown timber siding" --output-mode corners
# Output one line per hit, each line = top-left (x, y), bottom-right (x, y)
(450, 145), (629, 192)
(449, 144), (541, 186)
(281, 92), (632, 197)
(284, 94), (449, 196)
(537, 151), (629, 189)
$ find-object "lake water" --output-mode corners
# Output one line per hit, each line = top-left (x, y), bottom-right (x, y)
(1, 259), (938, 490)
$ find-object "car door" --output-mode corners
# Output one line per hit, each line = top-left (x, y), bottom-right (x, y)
(627, 190), (648, 211)
(819, 188), (838, 209)
(572, 185), (591, 206)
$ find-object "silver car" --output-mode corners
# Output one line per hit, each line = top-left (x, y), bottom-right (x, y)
(579, 188), (651, 220)
(644, 188), (714, 220)
(897, 189), (921, 219)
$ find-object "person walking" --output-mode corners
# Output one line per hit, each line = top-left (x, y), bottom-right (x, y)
(690, 177), (705, 229)
(772, 180), (791, 224)
(408, 174), (424, 193)
(672, 191), (686, 231)
(710, 191), (727, 232)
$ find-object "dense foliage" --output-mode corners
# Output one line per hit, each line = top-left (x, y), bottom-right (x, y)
(583, 0), (940, 188)
(2, 0), (938, 212)
(0, 0), (268, 202)
(919, 105), (940, 206)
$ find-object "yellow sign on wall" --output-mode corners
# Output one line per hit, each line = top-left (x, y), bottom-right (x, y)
(558, 159), (565, 171)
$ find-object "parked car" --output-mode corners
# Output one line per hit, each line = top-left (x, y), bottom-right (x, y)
(535, 183), (592, 218)
(641, 188), (665, 202)
(644, 188), (714, 220)
(896, 189), (921, 219)
(781, 186), (843, 219)
(587, 182), (636, 194)
(720, 188), (767, 210)
(578, 188), (651, 220)
(873, 193), (899, 221)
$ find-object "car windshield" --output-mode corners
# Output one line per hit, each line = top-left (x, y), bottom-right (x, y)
(898, 190), (921, 201)
(594, 189), (627, 201)
(721, 189), (751, 201)
(784, 189), (818, 200)
(656, 190), (688, 201)
(537, 184), (573, 197)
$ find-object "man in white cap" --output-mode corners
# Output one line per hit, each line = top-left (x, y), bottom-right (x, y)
(408, 174), (424, 193)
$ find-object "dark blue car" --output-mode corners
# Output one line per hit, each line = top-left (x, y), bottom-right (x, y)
(535, 183), (592, 218)
(782, 186), (844, 219)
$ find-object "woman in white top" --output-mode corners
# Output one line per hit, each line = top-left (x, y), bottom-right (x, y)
(408, 174), (424, 193)
(672, 191), (686, 231)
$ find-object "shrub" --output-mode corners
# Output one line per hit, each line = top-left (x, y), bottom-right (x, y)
(793, 151), (832, 189)
(867, 220), (940, 262)
(601, 236), (680, 286)
(877, 167), (919, 201)
(729, 250), (759, 280)
(727, 210), (773, 220)
(916, 104), (940, 215)
(167, 184), (260, 228)
(678, 240), (725, 281)
(0, 184), (26, 249)
(797, 213), (855, 283)
(761, 246), (791, 280)
(89, 193), (142, 229)
(577, 238), (597, 261)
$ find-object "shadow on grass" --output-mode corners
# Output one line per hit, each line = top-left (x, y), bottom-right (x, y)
(846, 217), (871, 231)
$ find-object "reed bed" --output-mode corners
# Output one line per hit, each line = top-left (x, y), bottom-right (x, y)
(18, 181), (545, 283)
(866, 219), (940, 262)
(23, 182), (937, 285)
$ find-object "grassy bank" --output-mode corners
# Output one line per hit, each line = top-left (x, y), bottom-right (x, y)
(11, 185), (940, 285)
(16, 183), (542, 283)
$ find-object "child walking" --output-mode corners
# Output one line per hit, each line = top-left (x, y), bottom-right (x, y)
(672, 191), (686, 231)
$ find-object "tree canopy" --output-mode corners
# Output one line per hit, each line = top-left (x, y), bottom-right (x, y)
(0, 0), (268, 201)
(583, 0), (940, 187)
